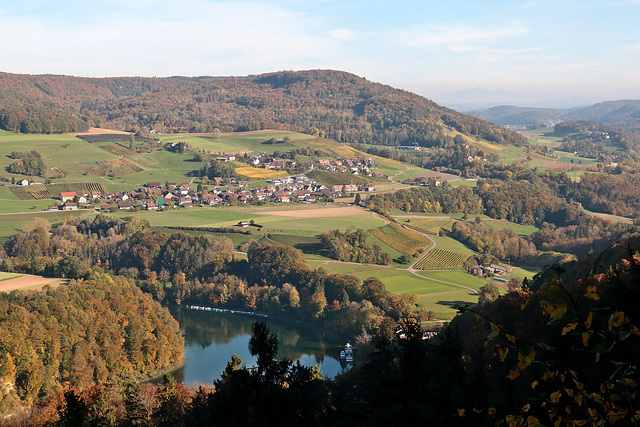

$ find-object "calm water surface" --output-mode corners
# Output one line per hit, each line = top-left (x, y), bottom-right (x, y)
(168, 307), (353, 386)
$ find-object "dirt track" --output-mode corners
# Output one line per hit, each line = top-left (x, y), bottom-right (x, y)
(73, 127), (130, 136)
(0, 275), (67, 292)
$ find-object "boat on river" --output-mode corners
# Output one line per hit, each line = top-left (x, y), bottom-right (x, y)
(342, 343), (354, 363)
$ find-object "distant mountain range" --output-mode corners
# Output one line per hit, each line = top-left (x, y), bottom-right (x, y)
(468, 100), (640, 130)
(0, 70), (526, 147)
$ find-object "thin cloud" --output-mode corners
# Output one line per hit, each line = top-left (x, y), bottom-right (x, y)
(398, 21), (529, 49)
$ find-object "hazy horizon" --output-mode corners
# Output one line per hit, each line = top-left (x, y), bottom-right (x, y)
(2, 0), (639, 107)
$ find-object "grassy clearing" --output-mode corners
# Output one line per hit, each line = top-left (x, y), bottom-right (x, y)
(369, 223), (431, 255)
(376, 269), (479, 319)
(430, 234), (475, 254)
(473, 140), (505, 154)
(403, 217), (456, 234)
(417, 270), (488, 292)
(307, 260), (481, 319)
(159, 131), (315, 155)
(391, 166), (432, 182)
(0, 132), (119, 178)
(480, 218), (539, 236)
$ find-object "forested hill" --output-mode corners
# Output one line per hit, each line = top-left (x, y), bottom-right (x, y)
(0, 70), (526, 146)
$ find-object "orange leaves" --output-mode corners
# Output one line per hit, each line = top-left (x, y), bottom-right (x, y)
(584, 311), (593, 329)
(608, 311), (629, 330)
(561, 322), (578, 336)
(506, 347), (536, 381)
(540, 300), (567, 320)
(584, 285), (600, 301)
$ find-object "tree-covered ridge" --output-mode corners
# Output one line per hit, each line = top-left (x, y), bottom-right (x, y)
(0, 274), (183, 412)
(0, 70), (526, 147)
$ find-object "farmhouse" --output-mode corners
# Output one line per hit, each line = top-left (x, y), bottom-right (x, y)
(343, 184), (358, 193)
(117, 200), (135, 210)
(238, 221), (249, 227)
(483, 263), (508, 275)
(60, 192), (76, 202)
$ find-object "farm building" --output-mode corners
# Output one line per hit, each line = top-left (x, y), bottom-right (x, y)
(60, 192), (76, 202)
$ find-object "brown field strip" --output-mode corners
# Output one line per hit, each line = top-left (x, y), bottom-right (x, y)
(257, 206), (370, 218)
(0, 275), (68, 292)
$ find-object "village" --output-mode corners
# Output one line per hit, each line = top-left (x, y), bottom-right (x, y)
(42, 154), (380, 212)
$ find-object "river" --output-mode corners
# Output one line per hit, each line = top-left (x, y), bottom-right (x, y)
(168, 306), (353, 386)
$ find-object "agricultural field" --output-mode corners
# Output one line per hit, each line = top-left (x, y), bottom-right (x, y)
(413, 248), (470, 270)
(10, 183), (106, 200)
(472, 140), (505, 155)
(308, 258), (482, 319)
(158, 131), (315, 155)
(234, 166), (288, 179)
(368, 222), (431, 256)
(0, 131), (120, 179)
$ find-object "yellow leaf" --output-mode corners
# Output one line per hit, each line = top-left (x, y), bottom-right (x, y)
(527, 416), (541, 425)
(531, 380), (539, 389)
(549, 303), (568, 319)
(564, 388), (574, 397)
(457, 408), (466, 417)
(584, 312), (593, 329)
(608, 311), (628, 330)
(562, 322), (578, 336)
(582, 332), (590, 347)
(517, 349), (536, 370)
(550, 391), (562, 403)
(575, 394), (583, 406)
(584, 285), (600, 301)
(573, 420), (588, 426)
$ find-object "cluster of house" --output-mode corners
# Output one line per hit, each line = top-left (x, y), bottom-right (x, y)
(47, 175), (377, 211)
(468, 263), (508, 277)
(244, 153), (377, 176)
(402, 176), (443, 186)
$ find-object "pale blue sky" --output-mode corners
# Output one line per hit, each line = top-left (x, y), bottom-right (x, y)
(1, 0), (638, 106)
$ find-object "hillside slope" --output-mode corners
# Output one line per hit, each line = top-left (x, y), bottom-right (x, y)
(0, 70), (526, 147)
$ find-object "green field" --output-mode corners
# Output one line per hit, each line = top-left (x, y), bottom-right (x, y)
(158, 132), (315, 155)
(306, 260), (482, 319)
(0, 132), (119, 179)
(0, 272), (22, 281)
(0, 211), (90, 242)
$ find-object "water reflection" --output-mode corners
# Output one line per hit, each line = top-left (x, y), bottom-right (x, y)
(169, 307), (353, 386)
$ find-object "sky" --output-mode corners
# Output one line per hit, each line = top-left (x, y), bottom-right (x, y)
(1, 0), (639, 108)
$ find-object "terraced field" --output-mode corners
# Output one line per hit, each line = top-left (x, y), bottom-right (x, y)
(414, 248), (470, 270)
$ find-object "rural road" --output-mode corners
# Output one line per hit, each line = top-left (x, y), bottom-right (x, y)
(402, 223), (480, 295)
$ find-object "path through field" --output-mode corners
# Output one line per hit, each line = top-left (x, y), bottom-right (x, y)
(403, 223), (479, 295)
